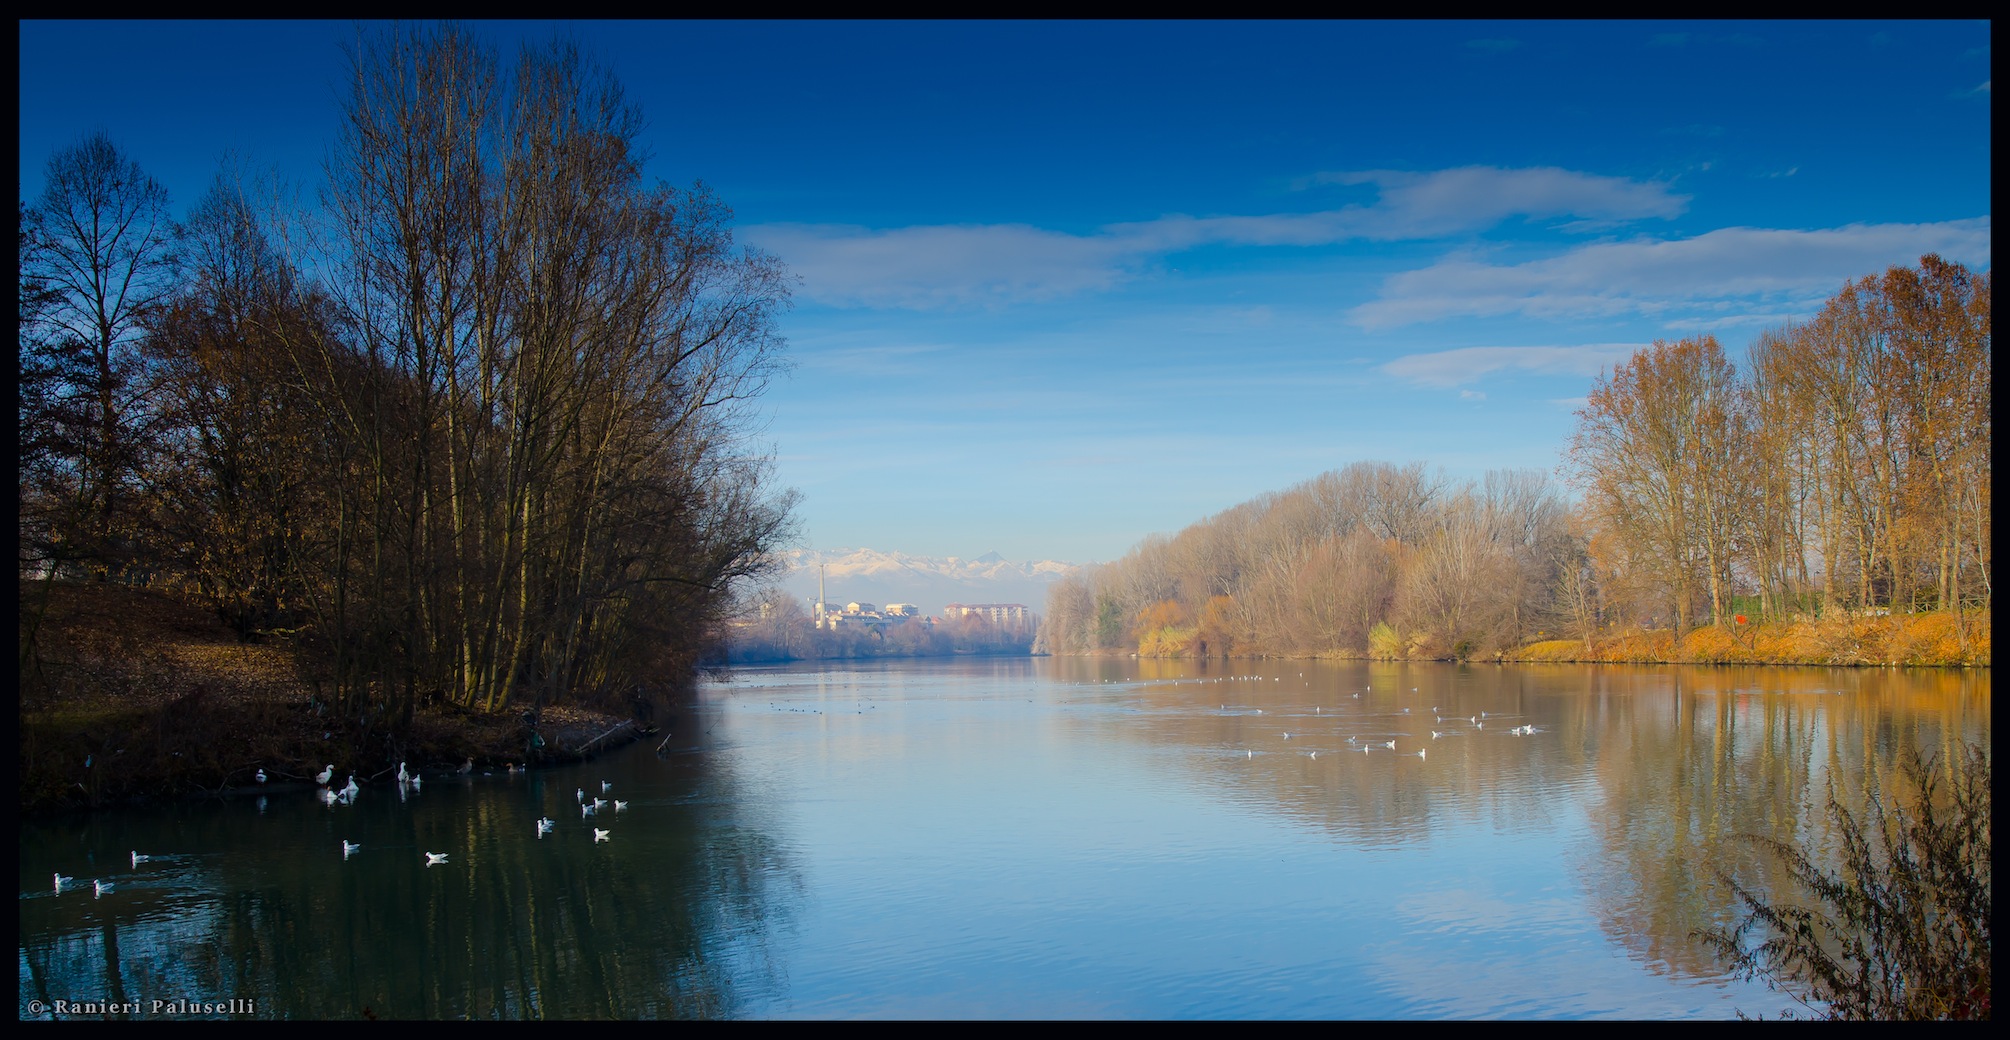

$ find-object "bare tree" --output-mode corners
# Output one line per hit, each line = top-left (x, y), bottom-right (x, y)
(22, 132), (180, 577)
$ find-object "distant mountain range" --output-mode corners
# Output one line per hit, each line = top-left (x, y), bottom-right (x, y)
(772, 548), (1079, 617)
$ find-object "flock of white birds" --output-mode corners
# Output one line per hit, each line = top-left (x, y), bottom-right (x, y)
(56, 763), (629, 896)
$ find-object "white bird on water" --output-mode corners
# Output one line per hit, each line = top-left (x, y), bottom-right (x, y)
(537, 818), (555, 835)
(594, 829), (610, 842)
(397, 762), (409, 784)
(1384, 740), (1396, 749)
(318, 786), (338, 806)
(613, 800), (628, 812)
(601, 780), (612, 793)
(54, 873), (74, 892)
(425, 852), (449, 866)
(94, 880), (114, 897)
(256, 768), (267, 783)
(131, 851), (152, 867)
(408, 773), (422, 790)
(582, 802), (597, 818)
(342, 775), (360, 798)
(343, 840), (361, 857)
(577, 788), (585, 803)
(316, 765), (335, 786)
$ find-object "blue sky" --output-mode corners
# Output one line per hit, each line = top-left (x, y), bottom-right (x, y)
(19, 20), (1992, 564)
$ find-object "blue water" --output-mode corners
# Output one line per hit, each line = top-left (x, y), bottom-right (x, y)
(19, 657), (1988, 1019)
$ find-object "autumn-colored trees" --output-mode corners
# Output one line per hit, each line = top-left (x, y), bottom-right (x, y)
(19, 25), (797, 721)
(1041, 256), (1985, 660)
(1036, 461), (1571, 660)
(1569, 256), (1988, 640)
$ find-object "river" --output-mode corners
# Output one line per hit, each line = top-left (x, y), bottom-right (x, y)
(18, 657), (1989, 1019)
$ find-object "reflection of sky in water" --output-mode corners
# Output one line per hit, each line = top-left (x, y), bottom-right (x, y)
(21, 659), (1982, 1018)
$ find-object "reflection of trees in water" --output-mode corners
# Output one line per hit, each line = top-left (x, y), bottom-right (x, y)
(1581, 666), (1989, 986)
(18, 759), (802, 1020)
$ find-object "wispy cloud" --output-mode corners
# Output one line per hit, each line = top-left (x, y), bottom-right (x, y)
(751, 166), (1689, 310)
(1381, 345), (1645, 388)
(744, 223), (1138, 309)
(1350, 217), (1992, 329)
(1759, 166), (1800, 178)
(1459, 389), (1486, 400)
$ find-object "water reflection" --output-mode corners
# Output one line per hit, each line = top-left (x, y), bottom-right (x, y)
(20, 730), (799, 1020)
(20, 659), (1987, 1019)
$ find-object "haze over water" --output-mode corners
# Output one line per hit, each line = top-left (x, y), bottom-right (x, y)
(20, 658), (1987, 1019)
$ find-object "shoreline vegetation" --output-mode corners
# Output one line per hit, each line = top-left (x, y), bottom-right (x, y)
(1036, 258), (1988, 673)
(19, 29), (793, 818)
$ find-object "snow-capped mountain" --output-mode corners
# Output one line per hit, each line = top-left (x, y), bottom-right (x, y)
(771, 548), (1078, 616)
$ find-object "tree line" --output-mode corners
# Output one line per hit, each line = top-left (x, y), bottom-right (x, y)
(1037, 255), (1988, 660)
(19, 24), (797, 721)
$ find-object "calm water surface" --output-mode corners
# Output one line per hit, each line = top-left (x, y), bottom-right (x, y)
(18, 658), (1990, 1019)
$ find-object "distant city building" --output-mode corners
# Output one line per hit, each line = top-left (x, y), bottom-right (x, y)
(942, 603), (1032, 625)
(885, 603), (919, 617)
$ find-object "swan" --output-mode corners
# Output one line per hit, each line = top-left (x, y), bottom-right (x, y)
(594, 829), (610, 842)
(316, 765), (335, 786)
(425, 852), (449, 866)
(94, 880), (114, 897)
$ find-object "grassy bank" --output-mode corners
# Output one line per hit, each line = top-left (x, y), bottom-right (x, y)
(1503, 610), (1989, 667)
(18, 580), (640, 818)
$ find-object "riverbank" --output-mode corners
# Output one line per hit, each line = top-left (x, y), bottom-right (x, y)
(1496, 610), (1988, 667)
(1079, 609), (1988, 667)
(18, 580), (650, 818)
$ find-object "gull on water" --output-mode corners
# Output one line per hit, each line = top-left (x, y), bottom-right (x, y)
(601, 780), (612, 793)
(257, 768), (267, 783)
(131, 852), (152, 867)
(95, 880), (114, 897)
(1384, 740), (1396, 749)
(55, 873), (74, 892)
(613, 800), (628, 811)
(594, 829), (610, 842)
(425, 852), (449, 866)
(343, 840), (361, 857)
(582, 802), (597, 817)
(537, 818), (555, 835)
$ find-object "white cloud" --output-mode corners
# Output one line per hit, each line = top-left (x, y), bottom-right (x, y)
(1350, 218), (1992, 329)
(744, 222), (1139, 309)
(751, 166), (1688, 310)
(1459, 389), (1486, 400)
(1381, 345), (1645, 388)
